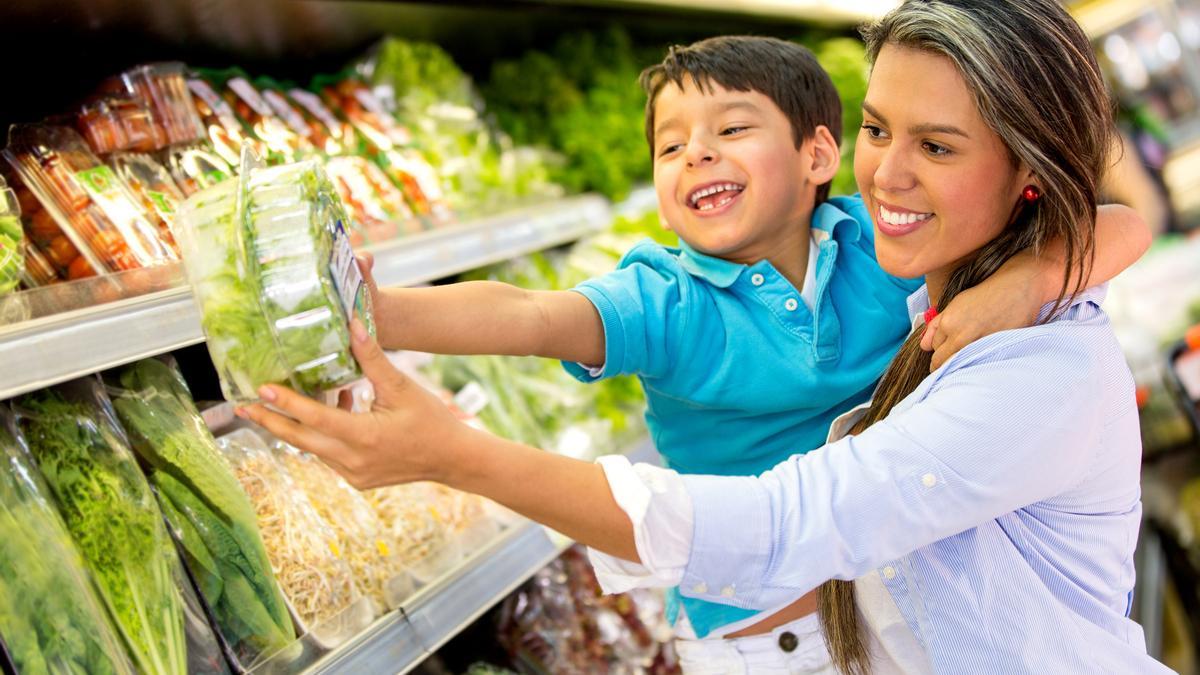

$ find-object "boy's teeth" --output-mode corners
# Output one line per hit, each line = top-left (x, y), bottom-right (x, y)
(689, 182), (743, 206)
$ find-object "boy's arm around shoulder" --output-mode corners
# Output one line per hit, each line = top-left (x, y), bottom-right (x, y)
(923, 204), (1150, 370)
(376, 282), (605, 364)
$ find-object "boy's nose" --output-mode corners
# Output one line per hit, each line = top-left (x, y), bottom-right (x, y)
(684, 139), (718, 167)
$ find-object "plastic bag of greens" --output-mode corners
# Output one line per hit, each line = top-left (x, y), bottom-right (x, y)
(15, 377), (230, 675)
(175, 150), (374, 403)
(216, 429), (374, 648)
(271, 440), (413, 610)
(0, 407), (135, 675)
(106, 358), (297, 669)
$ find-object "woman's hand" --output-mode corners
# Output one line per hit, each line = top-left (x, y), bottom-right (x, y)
(920, 255), (1043, 371)
(238, 319), (471, 490)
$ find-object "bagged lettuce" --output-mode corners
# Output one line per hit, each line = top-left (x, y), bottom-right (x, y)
(15, 380), (187, 675)
(0, 407), (134, 675)
(107, 358), (296, 667)
(175, 152), (374, 402)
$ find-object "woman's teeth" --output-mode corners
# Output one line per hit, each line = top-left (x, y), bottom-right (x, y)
(879, 204), (932, 226)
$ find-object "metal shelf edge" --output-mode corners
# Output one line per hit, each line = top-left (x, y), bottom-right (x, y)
(0, 195), (612, 401)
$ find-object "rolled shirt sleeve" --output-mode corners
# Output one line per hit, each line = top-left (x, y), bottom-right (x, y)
(588, 454), (693, 594)
(679, 329), (1103, 611)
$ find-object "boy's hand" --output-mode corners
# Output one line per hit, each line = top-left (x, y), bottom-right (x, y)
(921, 258), (1042, 371)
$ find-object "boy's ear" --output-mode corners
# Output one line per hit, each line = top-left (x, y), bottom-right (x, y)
(807, 125), (841, 184)
(658, 211), (674, 232)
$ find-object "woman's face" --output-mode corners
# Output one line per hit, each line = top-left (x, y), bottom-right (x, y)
(855, 44), (1031, 293)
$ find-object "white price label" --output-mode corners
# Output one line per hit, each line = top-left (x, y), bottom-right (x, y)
(328, 220), (365, 321)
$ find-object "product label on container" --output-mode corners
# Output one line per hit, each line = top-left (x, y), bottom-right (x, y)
(289, 90), (343, 136)
(146, 190), (176, 217)
(329, 219), (367, 322)
(188, 79), (244, 133)
(263, 90), (311, 137)
(228, 78), (273, 118)
(75, 166), (143, 225)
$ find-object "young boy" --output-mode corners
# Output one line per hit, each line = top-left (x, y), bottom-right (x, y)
(355, 36), (1146, 643)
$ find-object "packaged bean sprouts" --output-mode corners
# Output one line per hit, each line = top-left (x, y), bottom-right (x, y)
(272, 441), (414, 609)
(216, 429), (374, 647)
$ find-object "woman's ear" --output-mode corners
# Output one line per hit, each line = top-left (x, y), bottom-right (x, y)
(808, 125), (841, 185)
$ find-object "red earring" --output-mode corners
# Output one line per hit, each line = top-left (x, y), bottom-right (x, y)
(1022, 185), (1041, 203)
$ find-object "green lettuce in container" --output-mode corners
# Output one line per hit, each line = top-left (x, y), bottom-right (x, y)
(0, 408), (134, 675)
(108, 358), (297, 668)
(175, 152), (374, 402)
(15, 380), (186, 675)
(0, 175), (23, 295)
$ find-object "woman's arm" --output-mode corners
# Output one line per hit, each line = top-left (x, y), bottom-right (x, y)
(239, 320), (640, 560)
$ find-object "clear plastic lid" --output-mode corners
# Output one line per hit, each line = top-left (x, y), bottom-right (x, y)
(77, 95), (168, 155)
(175, 151), (374, 402)
(3, 124), (178, 276)
(122, 62), (206, 146)
(108, 152), (186, 251)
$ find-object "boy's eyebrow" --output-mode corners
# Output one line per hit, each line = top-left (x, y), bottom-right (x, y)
(654, 100), (764, 140)
(862, 100), (970, 139)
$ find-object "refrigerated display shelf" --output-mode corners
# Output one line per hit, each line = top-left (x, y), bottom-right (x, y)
(306, 437), (660, 675)
(0, 195), (611, 401)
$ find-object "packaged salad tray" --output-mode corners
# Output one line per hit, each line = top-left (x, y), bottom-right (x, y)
(175, 152), (374, 402)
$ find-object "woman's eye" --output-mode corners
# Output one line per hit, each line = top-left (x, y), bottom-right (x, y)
(861, 124), (887, 139)
(922, 141), (951, 157)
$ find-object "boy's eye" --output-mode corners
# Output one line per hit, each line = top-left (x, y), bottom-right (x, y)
(861, 123), (887, 140)
(658, 144), (683, 158)
(922, 141), (951, 157)
(720, 126), (748, 136)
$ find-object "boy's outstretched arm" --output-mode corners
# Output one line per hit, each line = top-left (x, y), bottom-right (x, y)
(375, 282), (606, 364)
(923, 204), (1151, 370)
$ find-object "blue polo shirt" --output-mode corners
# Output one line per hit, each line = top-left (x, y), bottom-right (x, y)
(563, 194), (922, 637)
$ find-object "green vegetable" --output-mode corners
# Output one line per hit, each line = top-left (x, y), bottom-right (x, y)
(0, 411), (133, 675)
(482, 27), (653, 200)
(18, 386), (185, 675)
(176, 162), (371, 401)
(0, 214), (22, 295)
(109, 358), (295, 660)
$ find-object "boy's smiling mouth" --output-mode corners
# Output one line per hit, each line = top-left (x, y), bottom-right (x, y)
(687, 181), (745, 212)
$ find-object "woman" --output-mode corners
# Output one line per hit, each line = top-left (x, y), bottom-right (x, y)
(243, 0), (1167, 671)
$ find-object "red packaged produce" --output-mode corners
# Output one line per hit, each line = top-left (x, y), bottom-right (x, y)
(122, 62), (205, 146)
(3, 124), (177, 277)
(186, 76), (264, 168)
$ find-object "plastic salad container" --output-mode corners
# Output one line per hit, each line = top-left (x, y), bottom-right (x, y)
(0, 176), (22, 295)
(175, 151), (374, 402)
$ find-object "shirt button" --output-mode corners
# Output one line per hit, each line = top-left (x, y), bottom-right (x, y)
(721, 586), (735, 598)
(692, 582), (708, 594)
(751, 273), (765, 286)
(778, 631), (799, 653)
(785, 298), (799, 311)
(883, 566), (897, 580)
(922, 473), (937, 488)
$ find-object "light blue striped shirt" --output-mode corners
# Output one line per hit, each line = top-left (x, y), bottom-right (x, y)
(679, 285), (1170, 672)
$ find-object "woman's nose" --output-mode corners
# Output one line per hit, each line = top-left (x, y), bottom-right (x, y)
(873, 147), (915, 192)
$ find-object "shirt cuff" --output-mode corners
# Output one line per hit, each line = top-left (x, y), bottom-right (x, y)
(679, 473), (773, 609)
(588, 455), (692, 594)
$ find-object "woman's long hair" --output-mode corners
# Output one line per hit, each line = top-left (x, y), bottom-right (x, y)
(817, 2), (1115, 673)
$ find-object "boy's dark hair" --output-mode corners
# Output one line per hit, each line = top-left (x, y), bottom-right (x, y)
(639, 36), (843, 203)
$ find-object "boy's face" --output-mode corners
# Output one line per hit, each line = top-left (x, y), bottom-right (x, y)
(651, 78), (829, 266)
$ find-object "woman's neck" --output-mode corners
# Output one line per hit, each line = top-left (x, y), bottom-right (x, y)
(924, 269), (951, 309)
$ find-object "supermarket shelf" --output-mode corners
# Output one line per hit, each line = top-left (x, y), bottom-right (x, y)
(0, 195), (611, 401)
(307, 437), (660, 675)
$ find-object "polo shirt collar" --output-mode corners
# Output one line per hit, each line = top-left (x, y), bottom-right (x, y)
(676, 240), (746, 288)
(812, 200), (863, 244)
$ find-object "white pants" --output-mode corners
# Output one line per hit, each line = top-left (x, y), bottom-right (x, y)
(674, 613), (836, 675)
